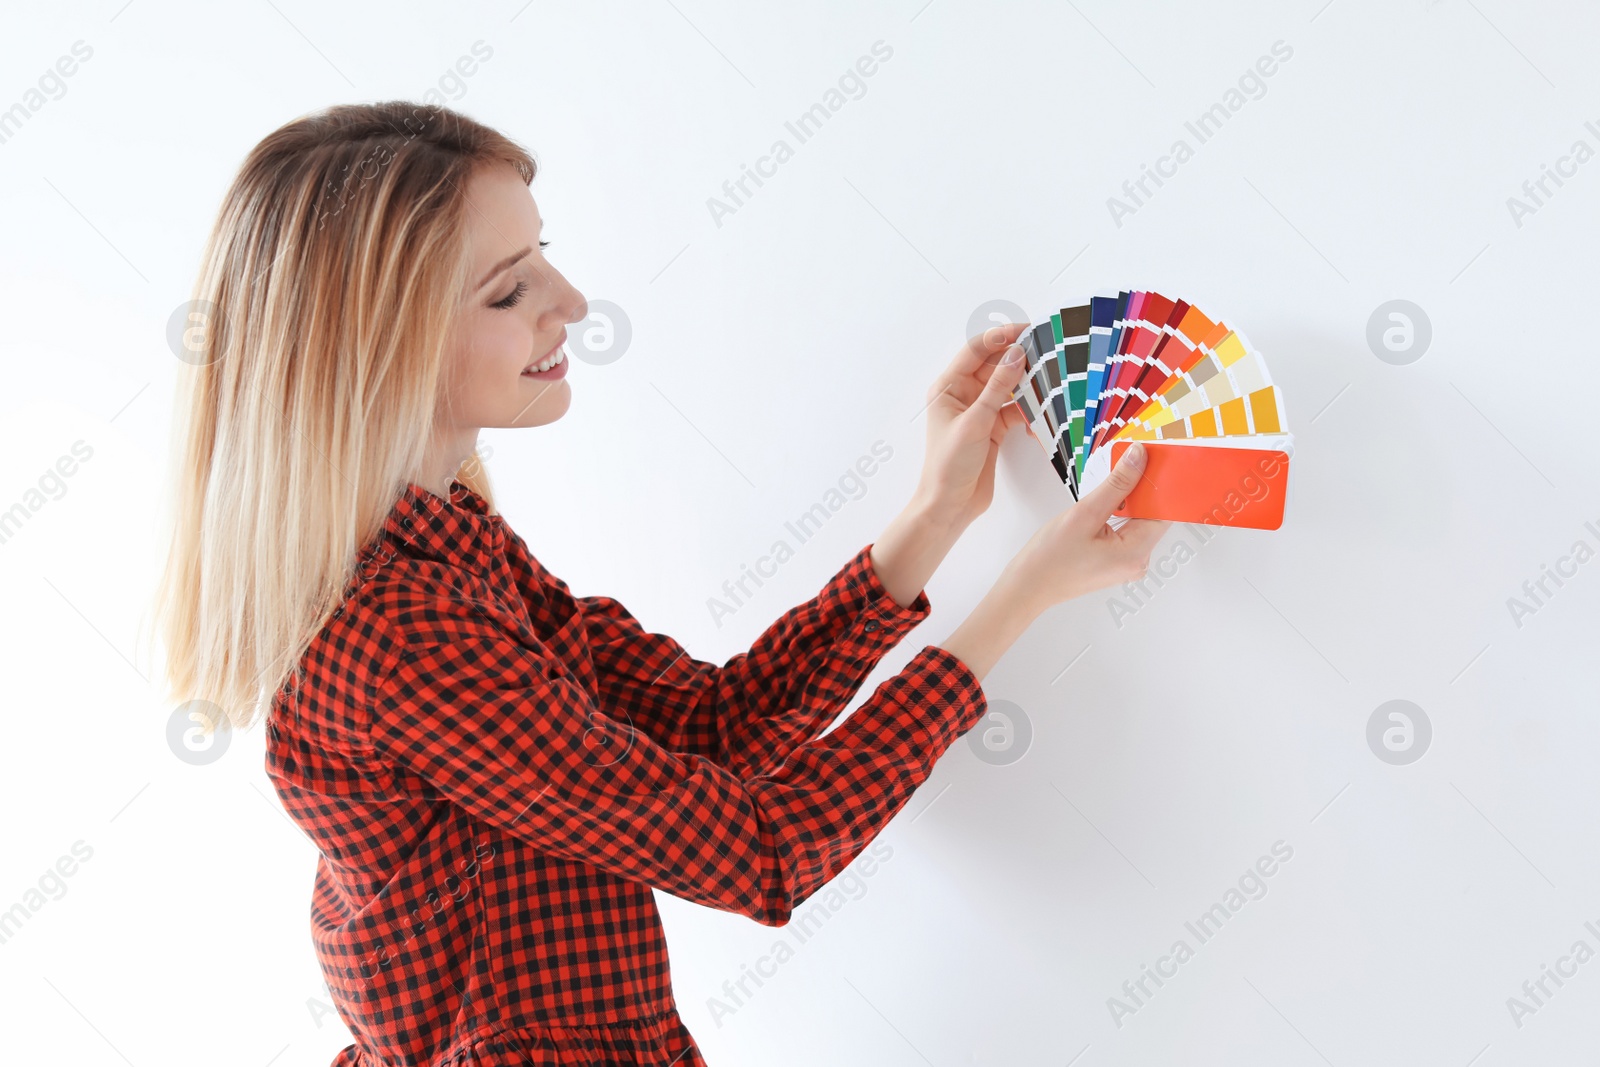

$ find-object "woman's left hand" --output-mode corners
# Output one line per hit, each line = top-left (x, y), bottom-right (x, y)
(913, 322), (1033, 530)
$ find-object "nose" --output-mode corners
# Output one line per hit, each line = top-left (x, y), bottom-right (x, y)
(536, 260), (586, 330)
(563, 277), (587, 327)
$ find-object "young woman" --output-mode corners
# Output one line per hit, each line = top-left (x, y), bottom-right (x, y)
(152, 102), (1168, 1066)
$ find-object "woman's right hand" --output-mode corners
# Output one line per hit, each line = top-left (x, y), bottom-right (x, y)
(999, 441), (1172, 615)
(938, 442), (1171, 682)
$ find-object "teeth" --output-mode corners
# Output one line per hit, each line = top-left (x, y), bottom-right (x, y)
(524, 346), (567, 374)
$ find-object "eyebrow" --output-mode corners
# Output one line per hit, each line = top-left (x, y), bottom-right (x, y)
(476, 246), (532, 291)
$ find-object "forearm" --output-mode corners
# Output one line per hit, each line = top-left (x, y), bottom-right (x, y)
(869, 493), (967, 609)
(871, 492), (1044, 681)
(936, 567), (1043, 682)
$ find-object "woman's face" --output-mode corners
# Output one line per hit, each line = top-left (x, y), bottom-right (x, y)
(443, 161), (587, 431)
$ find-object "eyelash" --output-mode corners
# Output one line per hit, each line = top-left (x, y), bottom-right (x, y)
(491, 281), (527, 310)
(490, 240), (551, 310)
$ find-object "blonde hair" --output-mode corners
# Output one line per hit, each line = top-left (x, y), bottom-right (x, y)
(147, 101), (537, 733)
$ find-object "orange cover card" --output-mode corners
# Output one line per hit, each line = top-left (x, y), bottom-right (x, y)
(1109, 441), (1289, 530)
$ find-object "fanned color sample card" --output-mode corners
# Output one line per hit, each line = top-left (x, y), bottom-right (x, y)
(1009, 290), (1292, 530)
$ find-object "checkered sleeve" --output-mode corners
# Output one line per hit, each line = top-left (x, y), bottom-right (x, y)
(575, 544), (937, 779)
(368, 588), (987, 926)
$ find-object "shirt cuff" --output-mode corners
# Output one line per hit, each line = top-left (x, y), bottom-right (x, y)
(843, 542), (932, 645)
(831, 642), (990, 759)
(903, 644), (988, 743)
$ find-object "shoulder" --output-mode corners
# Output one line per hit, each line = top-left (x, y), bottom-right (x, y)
(351, 557), (558, 752)
(493, 516), (571, 595)
(347, 554), (507, 656)
(274, 544), (528, 744)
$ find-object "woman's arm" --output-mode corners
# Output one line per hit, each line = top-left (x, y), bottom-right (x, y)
(369, 445), (1168, 929)
(566, 541), (940, 781)
(369, 592), (988, 928)
(936, 568), (1043, 682)
(514, 325), (1156, 782)
(498, 326), (1034, 780)
(867, 440), (1172, 684)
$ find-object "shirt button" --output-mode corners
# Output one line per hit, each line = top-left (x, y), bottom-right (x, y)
(863, 619), (879, 632)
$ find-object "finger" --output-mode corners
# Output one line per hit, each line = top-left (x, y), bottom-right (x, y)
(1075, 441), (1150, 526)
(945, 321), (1032, 382)
(957, 343), (1029, 429)
(994, 400), (1026, 443)
(939, 375), (984, 410)
(928, 356), (1005, 416)
(925, 377), (983, 424)
(977, 437), (1000, 497)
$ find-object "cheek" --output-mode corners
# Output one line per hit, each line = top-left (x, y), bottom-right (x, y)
(441, 316), (531, 417)
(482, 314), (532, 371)
(453, 315), (530, 386)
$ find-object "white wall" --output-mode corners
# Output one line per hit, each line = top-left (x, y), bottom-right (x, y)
(1, 0), (1596, 1063)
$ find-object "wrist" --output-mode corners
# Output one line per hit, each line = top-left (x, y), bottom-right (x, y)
(904, 486), (970, 539)
(870, 493), (967, 610)
(991, 561), (1049, 623)
(939, 565), (1043, 683)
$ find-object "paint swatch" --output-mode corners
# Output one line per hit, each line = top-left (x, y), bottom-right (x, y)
(1010, 290), (1292, 530)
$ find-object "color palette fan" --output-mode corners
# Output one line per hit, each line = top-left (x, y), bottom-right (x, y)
(1008, 290), (1292, 530)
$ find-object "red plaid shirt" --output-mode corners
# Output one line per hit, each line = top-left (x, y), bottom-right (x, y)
(266, 479), (987, 1066)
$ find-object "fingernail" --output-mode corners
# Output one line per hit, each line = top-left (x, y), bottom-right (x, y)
(1128, 442), (1145, 461)
(1001, 344), (1022, 365)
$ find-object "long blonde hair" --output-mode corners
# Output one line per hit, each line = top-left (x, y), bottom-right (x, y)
(147, 101), (537, 733)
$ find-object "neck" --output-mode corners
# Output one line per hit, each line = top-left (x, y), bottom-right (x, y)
(420, 428), (479, 498)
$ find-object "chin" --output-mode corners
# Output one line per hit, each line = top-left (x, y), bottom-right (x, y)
(510, 379), (571, 427)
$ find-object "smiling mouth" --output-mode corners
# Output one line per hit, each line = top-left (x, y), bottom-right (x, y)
(523, 332), (568, 376)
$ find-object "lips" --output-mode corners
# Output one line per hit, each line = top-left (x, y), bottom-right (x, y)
(523, 331), (567, 374)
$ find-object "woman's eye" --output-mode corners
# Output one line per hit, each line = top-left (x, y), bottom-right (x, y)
(492, 280), (528, 310)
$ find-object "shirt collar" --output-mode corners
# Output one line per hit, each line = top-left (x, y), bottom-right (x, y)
(367, 478), (501, 575)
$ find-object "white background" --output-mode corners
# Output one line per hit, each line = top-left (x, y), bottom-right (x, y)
(1, 0), (1596, 1064)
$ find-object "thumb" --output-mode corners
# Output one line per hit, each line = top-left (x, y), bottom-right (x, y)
(965, 344), (1028, 423)
(1115, 516), (1173, 557)
(1078, 441), (1149, 524)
